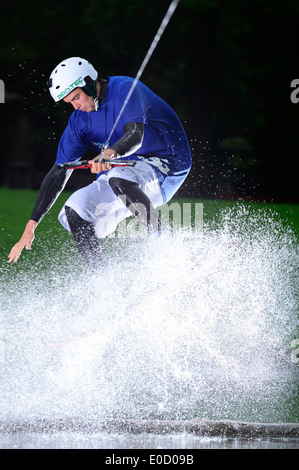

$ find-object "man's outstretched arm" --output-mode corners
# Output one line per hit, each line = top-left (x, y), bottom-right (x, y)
(8, 164), (72, 263)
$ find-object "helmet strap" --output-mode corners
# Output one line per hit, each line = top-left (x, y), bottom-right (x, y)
(82, 76), (97, 99)
(82, 77), (108, 111)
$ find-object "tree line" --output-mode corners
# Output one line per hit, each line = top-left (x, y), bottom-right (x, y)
(1, 0), (298, 200)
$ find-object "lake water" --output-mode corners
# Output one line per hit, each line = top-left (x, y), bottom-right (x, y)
(1, 431), (299, 449)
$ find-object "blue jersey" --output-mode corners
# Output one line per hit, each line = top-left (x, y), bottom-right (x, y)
(55, 76), (192, 202)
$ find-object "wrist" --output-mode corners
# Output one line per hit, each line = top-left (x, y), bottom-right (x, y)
(28, 220), (38, 229)
(103, 148), (117, 159)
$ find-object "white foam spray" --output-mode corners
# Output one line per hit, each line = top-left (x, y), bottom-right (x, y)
(0, 204), (298, 424)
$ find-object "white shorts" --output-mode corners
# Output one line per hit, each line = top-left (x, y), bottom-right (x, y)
(58, 161), (164, 238)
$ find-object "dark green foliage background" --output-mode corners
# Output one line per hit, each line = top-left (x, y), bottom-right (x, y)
(0, 0), (299, 199)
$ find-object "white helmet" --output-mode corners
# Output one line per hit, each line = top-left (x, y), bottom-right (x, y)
(47, 57), (98, 102)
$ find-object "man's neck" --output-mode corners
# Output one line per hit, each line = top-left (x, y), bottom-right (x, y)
(96, 80), (101, 98)
(94, 78), (108, 111)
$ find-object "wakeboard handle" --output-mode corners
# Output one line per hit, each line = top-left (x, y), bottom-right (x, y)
(57, 159), (136, 170)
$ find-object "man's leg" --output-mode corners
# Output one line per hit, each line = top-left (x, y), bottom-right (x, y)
(108, 177), (161, 235)
(65, 205), (102, 272)
(57, 177), (130, 271)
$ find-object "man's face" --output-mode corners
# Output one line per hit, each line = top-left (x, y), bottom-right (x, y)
(63, 87), (94, 112)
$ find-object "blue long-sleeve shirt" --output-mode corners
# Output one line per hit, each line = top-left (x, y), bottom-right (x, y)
(55, 76), (192, 202)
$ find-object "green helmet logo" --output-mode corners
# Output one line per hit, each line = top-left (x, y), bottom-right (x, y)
(57, 77), (84, 100)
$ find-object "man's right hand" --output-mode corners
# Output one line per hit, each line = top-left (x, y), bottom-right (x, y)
(8, 220), (38, 264)
(88, 148), (116, 174)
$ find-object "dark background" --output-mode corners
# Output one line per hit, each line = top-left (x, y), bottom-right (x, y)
(1, 0), (298, 201)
